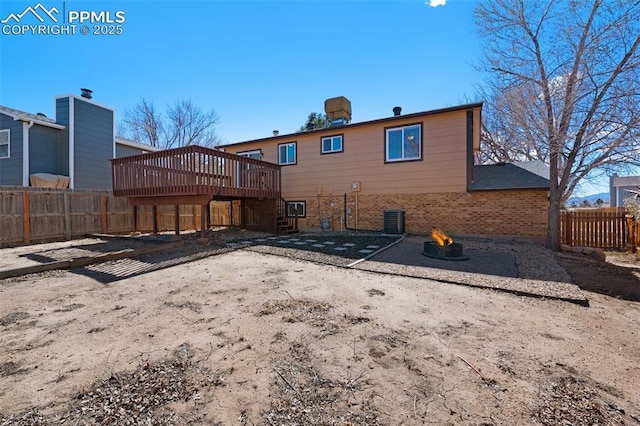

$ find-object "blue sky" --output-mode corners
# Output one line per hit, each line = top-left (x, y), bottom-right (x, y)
(0, 0), (480, 141)
(0, 0), (612, 195)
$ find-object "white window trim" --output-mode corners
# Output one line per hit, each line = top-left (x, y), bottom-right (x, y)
(287, 201), (306, 218)
(0, 129), (9, 159)
(385, 124), (422, 163)
(237, 149), (262, 160)
(278, 142), (297, 165)
(321, 134), (343, 154)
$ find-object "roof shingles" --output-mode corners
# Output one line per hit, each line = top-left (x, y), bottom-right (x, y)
(470, 163), (550, 191)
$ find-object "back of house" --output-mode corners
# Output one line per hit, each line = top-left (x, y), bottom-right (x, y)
(220, 100), (550, 237)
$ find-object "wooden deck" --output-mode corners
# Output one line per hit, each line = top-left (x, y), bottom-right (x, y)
(112, 145), (281, 205)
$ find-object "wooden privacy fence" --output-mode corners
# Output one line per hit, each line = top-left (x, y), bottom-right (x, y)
(560, 208), (629, 250)
(0, 187), (236, 247)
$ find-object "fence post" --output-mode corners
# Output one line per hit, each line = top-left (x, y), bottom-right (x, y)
(563, 211), (571, 246)
(101, 194), (108, 234)
(64, 192), (72, 240)
(626, 215), (636, 253)
(22, 190), (30, 245)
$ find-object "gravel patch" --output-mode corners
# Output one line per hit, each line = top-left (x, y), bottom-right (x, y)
(354, 235), (587, 305)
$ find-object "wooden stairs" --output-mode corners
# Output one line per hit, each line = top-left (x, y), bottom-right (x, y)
(276, 198), (299, 234)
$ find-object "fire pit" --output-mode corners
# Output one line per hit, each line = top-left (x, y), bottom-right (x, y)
(422, 227), (470, 261)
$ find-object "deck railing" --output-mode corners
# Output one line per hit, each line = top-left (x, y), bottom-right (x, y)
(112, 145), (281, 200)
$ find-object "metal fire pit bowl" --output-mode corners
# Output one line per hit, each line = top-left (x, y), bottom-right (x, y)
(422, 241), (470, 261)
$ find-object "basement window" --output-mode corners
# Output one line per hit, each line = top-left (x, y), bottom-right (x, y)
(0, 129), (9, 158)
(321, 134), (343, 154)
(278, 142), (297, 165)
(385, 123), (422, 162)
(287, 201), (306, 218)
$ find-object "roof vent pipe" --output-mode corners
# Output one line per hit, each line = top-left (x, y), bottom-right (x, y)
(393, 106), (402, 116)
(80, 88), (93, 99)
(273, 130), (279, 136)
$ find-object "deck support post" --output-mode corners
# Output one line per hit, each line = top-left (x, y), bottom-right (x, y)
(206, 202), (211, 229)
(133, 205), (138, 233)
(200, 204), (207, 237)
(240, 198), (246, 229)
(152, 205), (158, 235)
(174, 205), (180, 235)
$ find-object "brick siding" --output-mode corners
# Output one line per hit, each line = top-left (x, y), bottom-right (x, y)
(292, 190), (548, 237)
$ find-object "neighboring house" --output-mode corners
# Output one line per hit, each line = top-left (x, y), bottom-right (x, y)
(218, 101), (551, 237)
(610, 174), (640, 207)
(0, 91), (158, 190)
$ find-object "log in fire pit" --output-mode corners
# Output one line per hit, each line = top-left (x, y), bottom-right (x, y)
(422, 227), (470, 261)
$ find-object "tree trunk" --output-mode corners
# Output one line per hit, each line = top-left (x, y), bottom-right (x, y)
(546, 188), (562, 251)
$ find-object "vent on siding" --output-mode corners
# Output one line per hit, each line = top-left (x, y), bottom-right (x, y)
(383, 210), (405, 234)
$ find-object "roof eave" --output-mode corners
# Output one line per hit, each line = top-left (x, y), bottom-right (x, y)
(218, 102), (484, 148)
(468, 186), (550, 192)
(13, 115), (65, 129)
(115, 137), (161, 152)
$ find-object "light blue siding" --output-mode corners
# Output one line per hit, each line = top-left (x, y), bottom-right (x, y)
(72, 98), (114, 190)
(29, 125), (63, 175)
(55, 98), (70, 176)
(0, 112), (23, 186)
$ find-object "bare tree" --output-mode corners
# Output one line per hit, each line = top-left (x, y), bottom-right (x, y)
(120, 98), (162, 147)
(119, 98), (220, 148)
(475, 0), (640, 251)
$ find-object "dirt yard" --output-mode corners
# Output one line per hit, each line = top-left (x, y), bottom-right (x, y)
(0, 235), (639, 425)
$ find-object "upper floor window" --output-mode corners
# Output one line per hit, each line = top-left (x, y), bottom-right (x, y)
(0, 129), (9, 159)
(278, 142), (297, 165)
(237, 149), (262, 160)
(385, 124), (422, 162)
(321, 134), (343, 154)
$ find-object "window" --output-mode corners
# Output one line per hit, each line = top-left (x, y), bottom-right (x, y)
(385, 124), (422, 162)
(237, 149), (262, 160)
(321, 134), (343, 154)
(287, 201), (306, 218)
(278, 142), (297, 165)
(0, 129), (9, 159)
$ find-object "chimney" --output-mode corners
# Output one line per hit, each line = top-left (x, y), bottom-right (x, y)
(273, 130), (279, 136)
(80, 88), (93, 99)
(393, 106), (402, 116)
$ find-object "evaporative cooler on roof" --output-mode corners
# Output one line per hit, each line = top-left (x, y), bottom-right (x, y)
(324, 96), (352, 126)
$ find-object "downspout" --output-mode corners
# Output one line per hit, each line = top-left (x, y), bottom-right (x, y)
(21, 120), (35, 187)
(69, 97), (75, 189)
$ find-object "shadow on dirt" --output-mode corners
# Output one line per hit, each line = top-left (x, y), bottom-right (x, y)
(71, 245), (235, 284)
(19, 241), (150, 264)
(556, 253), (640, 302)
